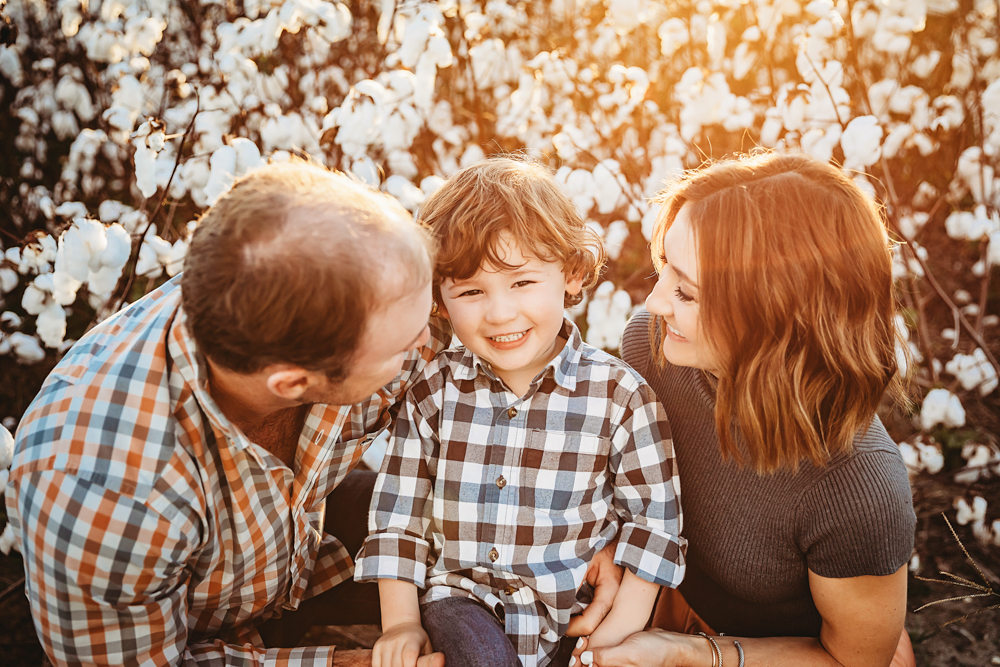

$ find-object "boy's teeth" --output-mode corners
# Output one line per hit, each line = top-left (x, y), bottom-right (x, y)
(491, 332), (525, 343)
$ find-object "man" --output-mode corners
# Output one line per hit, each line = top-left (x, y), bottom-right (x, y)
(6, 161), (619, 666)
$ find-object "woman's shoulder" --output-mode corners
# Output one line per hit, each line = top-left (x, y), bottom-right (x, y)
(621, 310), (656, 377)
(795, 417), (916, 578)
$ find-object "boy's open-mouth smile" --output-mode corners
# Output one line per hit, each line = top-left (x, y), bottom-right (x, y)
(487, 329), (530, 348)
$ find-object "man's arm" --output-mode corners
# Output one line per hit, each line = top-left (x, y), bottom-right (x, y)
(9, 469), (333, 667)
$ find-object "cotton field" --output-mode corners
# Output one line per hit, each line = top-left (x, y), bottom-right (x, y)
(0, 0), (998, 573)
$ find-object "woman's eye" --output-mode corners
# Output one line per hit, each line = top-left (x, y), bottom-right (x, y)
(674, 286), (695, 303)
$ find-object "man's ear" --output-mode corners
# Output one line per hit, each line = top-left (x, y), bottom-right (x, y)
(565, 272), (585, 296)
(264, 367), (316, 401)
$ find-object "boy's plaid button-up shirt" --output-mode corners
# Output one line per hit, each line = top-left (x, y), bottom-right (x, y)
(5, 277), (449, 667)
(354, 320), (686, 667)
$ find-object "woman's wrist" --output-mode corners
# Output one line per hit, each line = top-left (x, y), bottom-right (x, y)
(683, 631), (717, 667)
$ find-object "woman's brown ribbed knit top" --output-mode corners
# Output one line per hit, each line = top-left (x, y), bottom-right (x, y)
(621, 311), (915, 638)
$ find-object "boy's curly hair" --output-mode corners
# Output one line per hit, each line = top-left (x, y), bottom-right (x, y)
(417, 157), (606, 307)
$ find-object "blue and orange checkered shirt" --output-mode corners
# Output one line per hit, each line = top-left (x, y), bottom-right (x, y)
(5, 277), (450, 666)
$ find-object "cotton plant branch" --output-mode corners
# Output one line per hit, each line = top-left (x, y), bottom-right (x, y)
(914, 513), (1000, 627)
(106, 92), (202, 317)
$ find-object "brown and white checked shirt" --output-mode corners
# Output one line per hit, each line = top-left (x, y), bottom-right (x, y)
(5, 277), (449, 667)
(354, 320), (686, 667)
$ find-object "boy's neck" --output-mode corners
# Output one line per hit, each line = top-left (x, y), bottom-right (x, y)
(493, 334), (569, 398)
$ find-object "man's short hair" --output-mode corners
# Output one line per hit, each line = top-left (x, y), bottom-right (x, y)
(417, 157), (605, 307)
(181, 160), (433, 379)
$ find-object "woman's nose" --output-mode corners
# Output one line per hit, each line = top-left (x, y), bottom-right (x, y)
(645, 274), (673, 317)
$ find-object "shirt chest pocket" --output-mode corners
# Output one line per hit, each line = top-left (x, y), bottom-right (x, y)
(518, 429), (610, 514)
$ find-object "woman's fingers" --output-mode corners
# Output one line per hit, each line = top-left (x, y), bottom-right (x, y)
(416, 653), (446, 667)
(570, 635), (589, 665)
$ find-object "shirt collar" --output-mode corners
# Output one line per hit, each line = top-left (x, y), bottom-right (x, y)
(452, 318), (583, 392)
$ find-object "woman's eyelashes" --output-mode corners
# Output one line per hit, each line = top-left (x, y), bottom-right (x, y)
(674, 286), (695, 303)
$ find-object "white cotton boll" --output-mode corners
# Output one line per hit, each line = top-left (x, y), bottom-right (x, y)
(164, 239), (188, 278)
(0, 523), (16, 555)
(231, 138), (264, 176)
(586, 281), (632, 351)
(98, 200), (129, 224)
(459, 144), (485, 169)
(36, 303), (67, 349)
(592, 162), (624, 215)
(658, 18), (689, 57)
(917, 440), (945, 474)
(100, 224), (132, 270)
(950, 50), (975, 89)
(732, 42), (756, 81)
(420, 176), (446, 196)
(398, 13), (432, 69)
(384, 175), (425, 212)
(9, 332), (45, 364)
(55, 202), (88, 220)
(135, 241), (163, 279)
(21, 282), (50, 316)
(0, 423), (13, 469)
(899, 442), (919, 470)
(0, 268), (17, 294)
(560, 169), (596, 217)
(954, 496), (987, 526)
(841, 116), (883, 169)
(134, 143), (159, 198)
(945, 349), (999, 395)
(54, 75), (96, 122)
(881, 124), (913, 160)
(920, 388), (966, 431)
(912, 51), (941, 79)
(387, 149), (419, 180)
(204, 146), (238, 207)
(72, 219), (108, 273)
(316, 1), (352, 42)
(604, 221), (631, 261)
(19, 236), (58, 275)
(351, 156), (381, 186)
(641, 204), (661, 242)
(800, 125), (842, 164)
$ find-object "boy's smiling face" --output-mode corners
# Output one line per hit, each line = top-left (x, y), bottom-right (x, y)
(439, 232), (583, 396)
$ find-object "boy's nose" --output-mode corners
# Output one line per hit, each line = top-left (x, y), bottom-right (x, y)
(485, 294), (518, 324)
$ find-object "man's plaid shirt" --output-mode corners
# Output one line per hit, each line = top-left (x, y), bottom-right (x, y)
(5, 277), (449, 666)
(354, 320), (686, 667)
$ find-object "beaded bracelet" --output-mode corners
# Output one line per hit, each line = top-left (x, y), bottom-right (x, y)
(697, 632), (723, 667)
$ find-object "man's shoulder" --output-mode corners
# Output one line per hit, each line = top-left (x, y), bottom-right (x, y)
(12, 279), (186, 489)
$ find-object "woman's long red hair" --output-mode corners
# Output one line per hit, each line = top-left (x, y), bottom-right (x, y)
(651, 153), (908, 473)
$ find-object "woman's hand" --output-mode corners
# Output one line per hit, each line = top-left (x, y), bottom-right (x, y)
(570, 630), (711, 667)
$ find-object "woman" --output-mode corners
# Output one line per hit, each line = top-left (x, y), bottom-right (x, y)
(575, 153), (916, 667)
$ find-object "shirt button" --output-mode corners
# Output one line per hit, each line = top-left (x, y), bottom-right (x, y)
(503, 585), (517, 595)
(507, 407), (517, 418)
(496, 475), (506, 488)
(488, 547), (499, 562)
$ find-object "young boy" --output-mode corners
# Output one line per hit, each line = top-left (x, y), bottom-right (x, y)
(354, 158), (686, 667)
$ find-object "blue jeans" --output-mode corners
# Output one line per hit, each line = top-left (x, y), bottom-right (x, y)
(422, 596), (575, 667)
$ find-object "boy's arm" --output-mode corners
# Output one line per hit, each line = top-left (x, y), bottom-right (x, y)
(354, 365), (443, 587)
(373, 580), (441, 667)
(608, 379), (687, 589)
(585, 569), (660, 649)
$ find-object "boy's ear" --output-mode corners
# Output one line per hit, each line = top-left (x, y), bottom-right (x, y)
(435, 300), (450, 320)
(565, 272), (585, 296)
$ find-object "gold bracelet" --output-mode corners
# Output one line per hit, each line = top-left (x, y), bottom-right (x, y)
(697, 632), (723, 667)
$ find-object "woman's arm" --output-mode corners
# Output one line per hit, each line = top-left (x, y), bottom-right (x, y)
(577, 566), (909, 667)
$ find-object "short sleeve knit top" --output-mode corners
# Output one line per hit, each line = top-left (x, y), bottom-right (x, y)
(621, 311), (915, 638)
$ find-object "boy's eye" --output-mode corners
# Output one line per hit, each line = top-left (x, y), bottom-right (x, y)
(513, 280), (535, 288)
(674, 286), (695, 303)
(458, 289), (482, 297)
